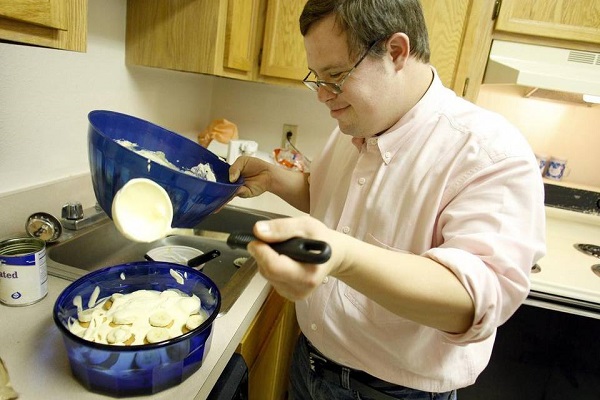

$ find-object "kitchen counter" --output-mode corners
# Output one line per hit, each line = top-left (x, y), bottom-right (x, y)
(0, 192), (305, 400)
(4, 181), (597, 398)
(0, 264), (271, 400)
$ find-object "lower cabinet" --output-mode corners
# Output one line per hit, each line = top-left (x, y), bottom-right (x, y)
(236, 289), (300, 400)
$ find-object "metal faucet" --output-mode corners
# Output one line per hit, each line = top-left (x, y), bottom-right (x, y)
(61, 202), (107, 230)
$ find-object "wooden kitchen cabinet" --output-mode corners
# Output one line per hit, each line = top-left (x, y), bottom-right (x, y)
(0, 0), (87, 52)
(259, 1), (307, 83)
(125, 0), (307, 85)
(421, 0), (471, 95)
(421, 0), (497, 101)
(495, 0), (600, 45)
(236, 289), (300, 400)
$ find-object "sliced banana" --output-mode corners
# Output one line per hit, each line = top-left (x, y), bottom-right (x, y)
(185, 313), (207, 332)
(77, 308), (95, 323)
(107, 327), (134, 345)
(103, 299), (113, 310)
(145, 327), (171, 344)
(149, 310), (174, 328)
(178, 296), (201, 315)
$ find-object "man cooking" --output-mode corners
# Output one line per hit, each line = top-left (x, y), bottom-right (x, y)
(228, 0), (546, 398)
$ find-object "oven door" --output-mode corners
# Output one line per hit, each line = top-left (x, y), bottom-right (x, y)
(459, 303), (600, 399)
(526, 290), (600, 320)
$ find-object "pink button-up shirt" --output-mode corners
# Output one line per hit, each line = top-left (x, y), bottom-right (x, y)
(297, 72), (546, 392)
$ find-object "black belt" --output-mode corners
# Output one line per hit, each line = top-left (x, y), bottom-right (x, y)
(305, 338), (402, 400)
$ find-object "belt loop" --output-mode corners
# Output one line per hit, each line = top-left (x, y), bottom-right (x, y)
(340, 367), (351, 389)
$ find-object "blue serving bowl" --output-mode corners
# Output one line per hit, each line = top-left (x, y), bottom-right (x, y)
(53, 262), (221, 397)
(88, 110), (243, 228)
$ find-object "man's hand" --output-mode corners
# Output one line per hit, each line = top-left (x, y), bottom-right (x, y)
(229, 156), (273, 199)
(247, 216), (348, 301)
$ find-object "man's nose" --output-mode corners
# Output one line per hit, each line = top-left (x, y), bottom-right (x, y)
(317, 86), (337, 103)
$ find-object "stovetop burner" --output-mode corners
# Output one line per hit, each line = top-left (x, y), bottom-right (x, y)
(574, 243), (600, 258)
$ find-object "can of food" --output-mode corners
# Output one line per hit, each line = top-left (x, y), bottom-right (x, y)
(0, 237), (48, 306)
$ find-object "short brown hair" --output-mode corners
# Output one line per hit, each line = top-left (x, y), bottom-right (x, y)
(300, 0), (430, 63)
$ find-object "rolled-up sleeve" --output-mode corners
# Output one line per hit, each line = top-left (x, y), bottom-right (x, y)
(424, 156), (546, 344)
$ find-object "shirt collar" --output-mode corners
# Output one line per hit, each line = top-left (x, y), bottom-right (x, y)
(354, 67), (447, 164)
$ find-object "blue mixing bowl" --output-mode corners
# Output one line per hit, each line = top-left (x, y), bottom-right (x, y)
(53, 262), (221, 397)
(88, 110), (243, 228)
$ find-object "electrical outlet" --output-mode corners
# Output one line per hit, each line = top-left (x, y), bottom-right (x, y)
(281, 124), (298, 148)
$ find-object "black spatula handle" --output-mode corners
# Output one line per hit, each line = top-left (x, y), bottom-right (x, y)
(227, 232), (331, 264)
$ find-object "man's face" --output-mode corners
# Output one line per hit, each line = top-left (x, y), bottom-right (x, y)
(303, 15), (398, 138)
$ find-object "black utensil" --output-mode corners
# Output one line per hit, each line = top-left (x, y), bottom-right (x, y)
(226, 232), (331, 264)
(187, 249), (220, 268)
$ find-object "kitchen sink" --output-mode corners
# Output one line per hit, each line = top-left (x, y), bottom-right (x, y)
(47, 205), (287, 314)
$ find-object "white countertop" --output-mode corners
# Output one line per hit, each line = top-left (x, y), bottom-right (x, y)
(0, 193), (305, 400)
(0, 265), (272, 400)
(4, 190), (597, 398)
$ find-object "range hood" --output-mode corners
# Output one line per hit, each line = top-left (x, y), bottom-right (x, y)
(484, 40), (600, 101)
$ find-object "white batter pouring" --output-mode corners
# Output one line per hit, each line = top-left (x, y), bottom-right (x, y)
(112, 178), (176, 243)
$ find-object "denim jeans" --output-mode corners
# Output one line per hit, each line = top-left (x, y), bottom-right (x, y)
(288, 335), (457, 400)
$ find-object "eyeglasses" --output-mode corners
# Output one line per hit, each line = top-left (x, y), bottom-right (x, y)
(302, 40), (382, 95)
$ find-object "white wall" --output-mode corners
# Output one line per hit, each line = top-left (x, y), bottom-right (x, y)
(2, 0), (599, 238)
(0, 0), (216, 196)
(0, 0), (333, 237)
(210, 78), (334, 160)
(476, 85), (600, 187)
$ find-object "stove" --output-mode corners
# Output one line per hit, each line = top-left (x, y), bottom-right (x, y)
(573, 243), (600, 258)
(528, 207), (600, 317)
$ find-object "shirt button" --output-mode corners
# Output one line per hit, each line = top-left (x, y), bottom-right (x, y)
(311, 323), (318, 331)
(368, 138), (377, 145)
(358, 177), (366, 185)
(342, 226), (350, 234)
(384, 151), (391, 160)
(322, 276), (329, 284)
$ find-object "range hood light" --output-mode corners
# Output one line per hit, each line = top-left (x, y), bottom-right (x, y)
(583, 94), (600, 104)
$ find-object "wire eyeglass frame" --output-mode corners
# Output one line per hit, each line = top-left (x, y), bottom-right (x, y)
(302, 40), (382, 95)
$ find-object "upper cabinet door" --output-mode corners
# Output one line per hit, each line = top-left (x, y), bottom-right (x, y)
(259, 0), (307, 81)
(420, 0), (471, 91)
(0, 0), (87, 52)
(0, 0), (66, 30)
(224, 0), (261, 73)
(126, 0), (264, 81)
(495, 0), (600, 45)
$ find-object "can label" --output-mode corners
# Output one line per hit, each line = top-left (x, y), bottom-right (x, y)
(0, 238), (48, 306)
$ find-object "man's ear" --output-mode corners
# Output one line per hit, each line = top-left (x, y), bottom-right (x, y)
(386, 32), (410, 70)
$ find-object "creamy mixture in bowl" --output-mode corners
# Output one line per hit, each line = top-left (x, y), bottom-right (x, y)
(115, 139), (217, 182)
(68, 271), (208, 346)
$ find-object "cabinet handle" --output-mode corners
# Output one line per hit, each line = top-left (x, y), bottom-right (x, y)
(462, 77), (470, 97)
(492, 0), (502, 20)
